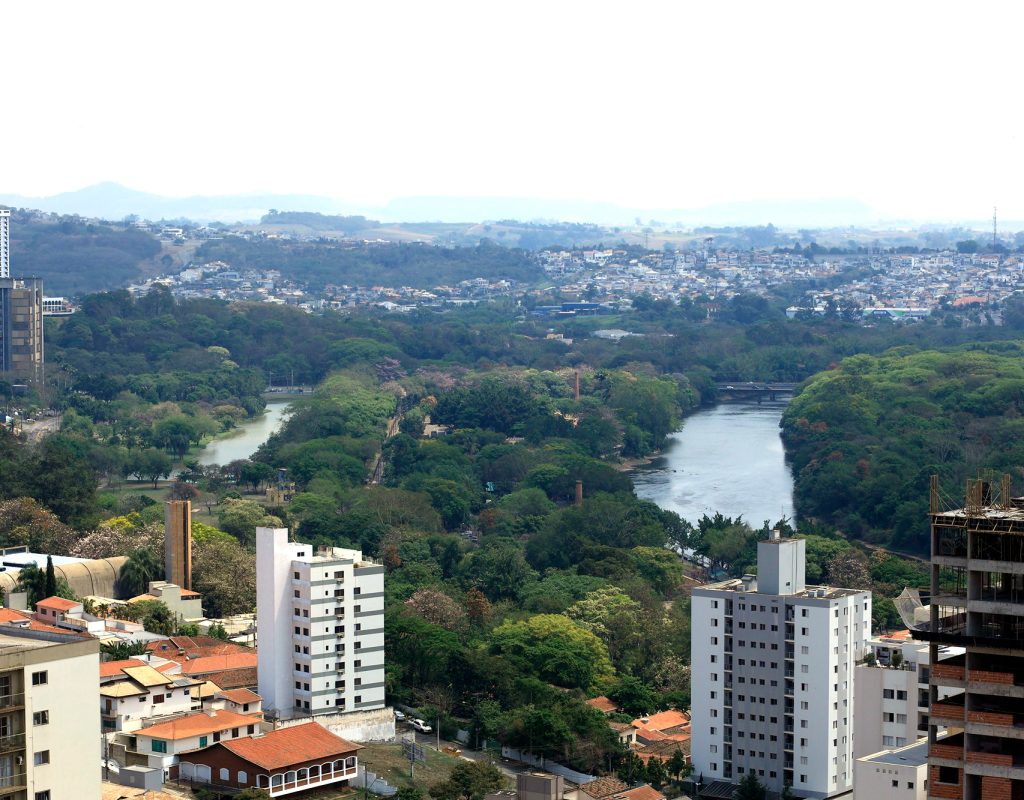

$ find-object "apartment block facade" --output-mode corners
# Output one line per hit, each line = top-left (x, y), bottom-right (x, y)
(0, 277), (43, 382)
(0, 632), (100, 800)
(691, 534), (872, 799)
(256, 527), (385, 721)
(916, 476), (1024, 800)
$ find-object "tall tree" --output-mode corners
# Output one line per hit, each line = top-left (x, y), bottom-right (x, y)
(44, 556), (56, 599)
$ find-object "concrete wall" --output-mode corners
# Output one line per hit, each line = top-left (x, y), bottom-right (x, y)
(277, 706), (396, 743)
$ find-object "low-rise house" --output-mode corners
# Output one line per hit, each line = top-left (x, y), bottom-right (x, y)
(100, 663), (200, 731)
(585, 696), (619, 715)
(131, 708), (263, 777)
(178, 720), (360, 796)
(34, 595), (106, 634)
(578, 777), (630, 800)
(128, 582), (203, 622)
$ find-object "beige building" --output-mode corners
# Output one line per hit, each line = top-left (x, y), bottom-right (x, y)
(0, 630), (101, 800)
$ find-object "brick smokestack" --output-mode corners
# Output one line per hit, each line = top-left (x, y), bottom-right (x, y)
(575, 480), (583, 506)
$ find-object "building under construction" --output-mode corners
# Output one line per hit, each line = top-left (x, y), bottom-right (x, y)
(913, 475), (1024, 800)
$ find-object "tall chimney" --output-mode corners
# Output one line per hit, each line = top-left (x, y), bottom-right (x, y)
(575, 480), (583, 506)
(165, 500), (193, 590)
(574, 371), (581, 402)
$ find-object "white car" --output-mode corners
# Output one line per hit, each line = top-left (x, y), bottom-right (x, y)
(394, 710), (406, 721)
(409, 718), (432, 733)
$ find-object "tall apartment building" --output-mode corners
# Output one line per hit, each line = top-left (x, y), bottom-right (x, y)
(0, 210), (9, 278)
(0, 277), (44, 383)
(256, 527), (385, 722)
(914, 476), (1024, 800)
(854, 633), (963, 759)
(691, 533), (872, 799)
(0, 630), (100, 800)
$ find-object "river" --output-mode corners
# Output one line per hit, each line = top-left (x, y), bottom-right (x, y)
(631, 399), (795, 527)
(197, 399), (292, 466)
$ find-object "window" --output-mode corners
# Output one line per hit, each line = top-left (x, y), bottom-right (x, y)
(35, 793), (50, 800)
(239, 770), (249, 784)
(221, 768), (230, 781)
(31, 671), (47, 686)
(294, 571), (300, 579)
(354, 695), (362, 703)
(33, 711), (48, 726)
(33, 750), (49, 765)
(891, 780), (898, 788)
(937, 766), (958, 784)
(247, 724), (255, 734)
(152, 739), (167, 753)
(294, 590), (300, 598)
(199, 736), (208, 747)
(354, 587), (361, 595)
(153, 694), (164, 704)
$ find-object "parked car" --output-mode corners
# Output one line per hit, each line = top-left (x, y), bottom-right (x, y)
(394, 710), (406, 721)
(409, 718), (432, 733)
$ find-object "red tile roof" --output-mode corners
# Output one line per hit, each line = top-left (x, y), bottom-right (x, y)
(36, 596), (80, 611)
(99, 659), (147, 678)
(137, 709), (255, 741)
(180, 653), (258, 676)
(580, 777), (630, 799)
(631, 709), (690, 732)
(612, 786), (666, 800)
(0, 608), (81, 637)
(586, 696), (619, 714)
(218, 688), (260, 704)
(200, 667), (257, 690)
(220, 722), (360, 770)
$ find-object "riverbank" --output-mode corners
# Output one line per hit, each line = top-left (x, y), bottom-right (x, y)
(197, 399), (292, 466)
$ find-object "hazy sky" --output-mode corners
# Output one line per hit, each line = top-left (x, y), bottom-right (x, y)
(6, 1), (1022, 220)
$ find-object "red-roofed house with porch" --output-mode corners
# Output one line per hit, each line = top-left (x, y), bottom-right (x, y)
(178, 720), (360, 796)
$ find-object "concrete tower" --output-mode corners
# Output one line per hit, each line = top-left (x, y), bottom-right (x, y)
(164, 500), (192, 590)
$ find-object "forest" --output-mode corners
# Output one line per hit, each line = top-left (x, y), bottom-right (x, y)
(2, 286), (1023, 778)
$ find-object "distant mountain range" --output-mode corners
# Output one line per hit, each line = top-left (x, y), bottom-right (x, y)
(0, 182), (885, 228)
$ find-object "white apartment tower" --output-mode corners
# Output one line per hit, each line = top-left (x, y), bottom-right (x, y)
(256, 527), (385, 721)
(691, 534), (872, 800)
(0, 210), (9, 278)
(0, 631), (100, 800)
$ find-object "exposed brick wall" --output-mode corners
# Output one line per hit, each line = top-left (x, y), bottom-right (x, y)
(929, 765), (962, 800)
(981, 776), (1013, 800)
(968, 710), (1013, 726)
(967, 750), (1013, 766)
(932, 702), (966, 719)
(970, 669), (1014, 685)
(932, 743), (964, 760)
(933, 664), (966, 681)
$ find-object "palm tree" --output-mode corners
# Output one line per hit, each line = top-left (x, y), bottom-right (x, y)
(118, 548), (163, 598)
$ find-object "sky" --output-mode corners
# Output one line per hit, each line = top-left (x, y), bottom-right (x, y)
(6, 1), (1024, 221)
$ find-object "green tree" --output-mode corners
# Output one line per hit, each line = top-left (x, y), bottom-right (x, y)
(44, 556), (56, 599)
(100, 639), (150, 660)
(489, 614), (615, 691)
(118, 547), (162, 598)
(734, 770), (767, 800)
(131, 448), (174, 488)
(607, 676), (658, 717)
(645, 757), (668, 788)
(429, 761), (504, 800)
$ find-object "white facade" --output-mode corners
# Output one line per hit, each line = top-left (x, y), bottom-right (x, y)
(691, 536), (872, 800)
(256, 528), (385, 721)
(0, 210), (8, 279)
(853, 739), (928, 800)
(0, 632), (100, 800)
(853, 635), (963, 759)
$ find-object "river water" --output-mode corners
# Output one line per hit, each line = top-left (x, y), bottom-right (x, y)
(631, 399), (795, 527)
(197, 399), (292, 466)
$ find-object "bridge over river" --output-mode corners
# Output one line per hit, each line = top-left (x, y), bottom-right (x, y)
(715, 381), (799, 401)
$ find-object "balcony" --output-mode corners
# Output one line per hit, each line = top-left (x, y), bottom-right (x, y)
(965, 736), (1024, 774)
(0, 694), (24, 712)
(255, 760), (358, 796)
(0, 772), (27, 795)
(0, 733), (25, 754)
(931, 733), (965, 762)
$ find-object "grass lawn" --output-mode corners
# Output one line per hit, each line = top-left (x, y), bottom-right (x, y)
(358, 742), (464, 790)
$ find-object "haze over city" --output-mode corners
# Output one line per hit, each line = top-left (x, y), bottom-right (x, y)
(7, 1), (1024, 224)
